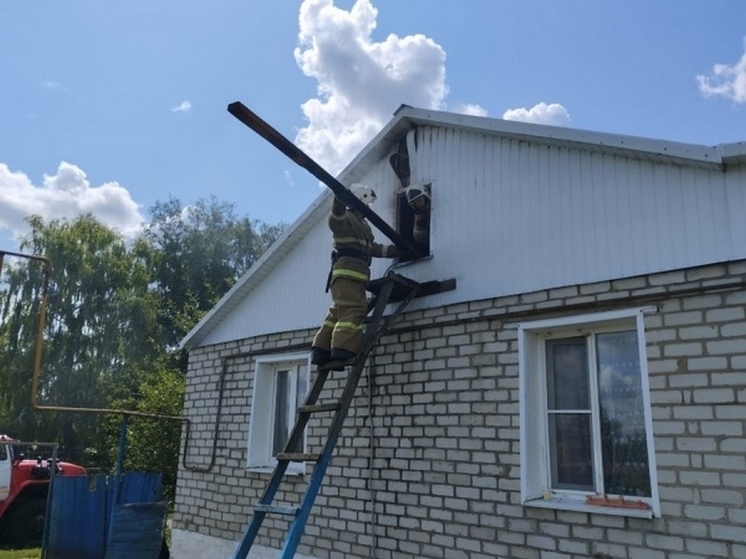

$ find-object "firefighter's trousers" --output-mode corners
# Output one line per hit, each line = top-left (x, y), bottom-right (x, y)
(312, 276), (367, 354)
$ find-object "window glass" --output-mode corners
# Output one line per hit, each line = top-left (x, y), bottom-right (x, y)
(596, 331), (651, 497)
(548, 414), (594, 490)
(546, 337), (589, 410)
(271, 365), (308, 456)
(272, 369), (290, 455)
(248, 355), (310, 471)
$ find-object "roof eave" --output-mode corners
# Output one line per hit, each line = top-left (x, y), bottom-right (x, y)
(719, 141), (746, 167)
(394, 106), (725, 171)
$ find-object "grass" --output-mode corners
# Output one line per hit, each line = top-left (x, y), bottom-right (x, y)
(0, 550), (40, 559)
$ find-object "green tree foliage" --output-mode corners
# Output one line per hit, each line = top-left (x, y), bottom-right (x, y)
(143, 196), (284, 351)
(0, 251), (47, 438)
(110, 365), (186, 503)
(0, 199), (284, 501)
(0, 215), (159, 461)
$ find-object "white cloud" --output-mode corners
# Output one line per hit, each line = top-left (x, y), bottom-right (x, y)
(292, 1), (573, 175)
(453, 103), (488, 117)
(41, 80), (69, 92)
(502, 102), (571, 126)
(696, 38), (746, 104)
(0, 162), (145, 242)
(283, 169), (295, 187)
(172, 100), (192, 113)
(294, 0), (448, 174)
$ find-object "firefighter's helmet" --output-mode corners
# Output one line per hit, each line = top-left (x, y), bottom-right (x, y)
(350, 183), (377, 206)
(405, 183), (431, 210)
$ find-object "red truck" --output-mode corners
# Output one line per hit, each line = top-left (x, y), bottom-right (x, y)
(0, 434), (87, 548)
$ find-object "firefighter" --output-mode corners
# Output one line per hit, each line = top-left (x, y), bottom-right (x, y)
(405, 183), (431, 247)
(311, 184), (398, 368)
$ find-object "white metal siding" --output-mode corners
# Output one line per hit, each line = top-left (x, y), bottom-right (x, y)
(387, 125), (744, 310)
(201, 219), (330, 345)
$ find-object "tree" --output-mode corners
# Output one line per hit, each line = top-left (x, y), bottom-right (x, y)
(0, 199), (285, 499)
(109, 364), (185, 502)
(143, 196), (284, 351)
(0, 215), (160, 462)
(0, 250), (49, 436)
(123, 196), (284, 502)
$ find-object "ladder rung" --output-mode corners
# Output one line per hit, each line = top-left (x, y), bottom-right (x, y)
(276, 452), (319, 462)
(297, 403), (339, 414)
(253, 503), (300, 516)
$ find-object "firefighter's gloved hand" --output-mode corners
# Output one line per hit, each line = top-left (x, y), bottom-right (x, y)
(332, 196), (346, 216)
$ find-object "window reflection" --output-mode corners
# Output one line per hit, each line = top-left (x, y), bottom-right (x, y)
(596, 331), (650, 497)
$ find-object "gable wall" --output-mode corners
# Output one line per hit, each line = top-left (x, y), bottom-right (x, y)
(173, 259), (746, 559)
(403, 126), (744, 310)
(200, 221), (331, 345)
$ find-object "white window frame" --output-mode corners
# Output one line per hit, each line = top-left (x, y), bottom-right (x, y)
(518, 307), (660, 518)
(247, 352), (311, 475)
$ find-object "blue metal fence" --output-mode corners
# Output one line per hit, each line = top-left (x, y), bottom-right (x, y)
(47, 472), (165, 559)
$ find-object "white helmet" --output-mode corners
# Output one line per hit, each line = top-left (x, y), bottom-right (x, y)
(349, 183), (377, 206)
(405, 183), (431, 206)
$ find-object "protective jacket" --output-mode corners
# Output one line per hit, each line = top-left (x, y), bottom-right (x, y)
(329, 197), (397, 284)
(313, 197), (397, 356)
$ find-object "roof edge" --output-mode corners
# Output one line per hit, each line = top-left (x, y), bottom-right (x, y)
(395, 106), (726, 169)
(719, 141), (746, 166)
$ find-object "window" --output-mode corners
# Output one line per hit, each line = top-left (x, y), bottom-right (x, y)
(247, 353), (310, 474)
(397, 182), (432, 260)
(518, 308), (660, 517)
(388, 131), (432, 260)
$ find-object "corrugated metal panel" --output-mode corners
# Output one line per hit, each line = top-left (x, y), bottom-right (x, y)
(725, 171), (746, 244)
(398, 125), (742, 308)
(201, 222), (331, 345)
(48, 475), (107, 559)
(104, 502), (168, 559)
(47, 473), (164, 559)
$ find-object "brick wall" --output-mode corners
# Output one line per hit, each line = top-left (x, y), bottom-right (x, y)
(173, 260), (746, 559)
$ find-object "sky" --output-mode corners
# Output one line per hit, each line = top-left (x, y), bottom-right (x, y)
(1, 0), (745, 250)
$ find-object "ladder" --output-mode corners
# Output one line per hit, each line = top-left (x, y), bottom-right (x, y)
(232, 271), (422, 559)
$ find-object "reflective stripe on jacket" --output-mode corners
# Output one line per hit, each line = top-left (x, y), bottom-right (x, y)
(328, 202), (396, 283)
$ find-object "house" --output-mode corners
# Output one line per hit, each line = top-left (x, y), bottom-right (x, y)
(171, 106), (746, 559)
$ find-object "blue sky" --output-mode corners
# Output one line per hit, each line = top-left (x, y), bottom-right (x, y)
(1, 0), (745, 248)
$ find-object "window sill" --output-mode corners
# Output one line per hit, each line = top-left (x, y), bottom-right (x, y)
(523, 496), (655, 519)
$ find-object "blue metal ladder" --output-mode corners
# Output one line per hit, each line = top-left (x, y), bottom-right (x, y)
(232, 271), (422, 559)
